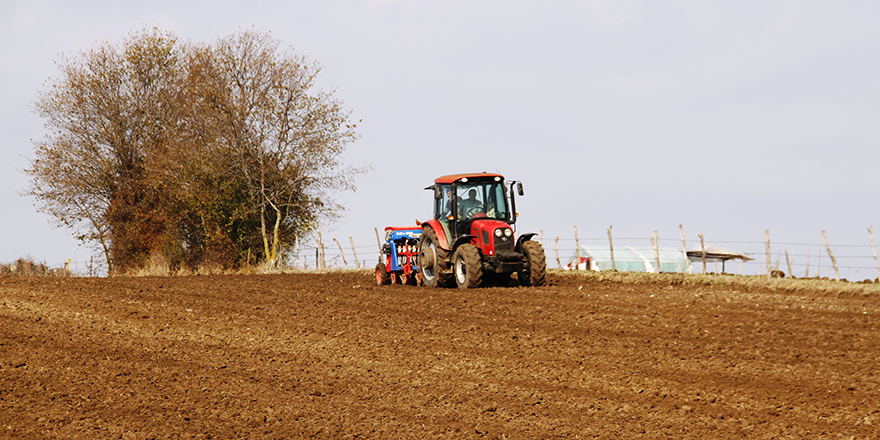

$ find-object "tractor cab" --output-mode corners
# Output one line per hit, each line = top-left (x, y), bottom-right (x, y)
(429, 173), (520, 245)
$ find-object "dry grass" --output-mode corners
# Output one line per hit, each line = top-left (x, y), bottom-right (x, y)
(120, 251), (369, 277)
(124, 253), (174, 277)
(0, 257), (70, 277)
(553, 269), (880, 297)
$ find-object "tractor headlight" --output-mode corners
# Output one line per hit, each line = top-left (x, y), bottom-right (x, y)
(495, 229), (503, 237)
(504, 228), (513, 237)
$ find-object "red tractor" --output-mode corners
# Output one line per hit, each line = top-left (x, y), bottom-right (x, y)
(418, 172), (547, 289)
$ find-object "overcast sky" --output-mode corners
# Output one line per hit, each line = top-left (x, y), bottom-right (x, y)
(2, 1), (879, 279)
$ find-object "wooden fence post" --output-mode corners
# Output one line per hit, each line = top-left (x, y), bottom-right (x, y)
(764, 230), (771, 277)
(870, 226), (880, 280)
(574, 226), (580, 271)
(554, 236), (561, 269)
(607, 225), (615, 271)
(679, 225), (689, 273)
(651, 230), (660, 274)
(699, 232), (706, 274)
(294, 238), (301, 269)
(785, 250), (793, 278)
(822, 230), (839, 281)
(805, 248), (811, 278)
(333, 238), (347, 267)
(318, 231), (326, 269)
(374, 227), (382, 252)
(350, 237), (360, 269)
(539, 229), (544, 246)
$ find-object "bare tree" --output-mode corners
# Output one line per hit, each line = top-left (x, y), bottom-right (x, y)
(27, 27), (363, 272)
(201, 30), (363, 268)
(28, 28), (184, 271)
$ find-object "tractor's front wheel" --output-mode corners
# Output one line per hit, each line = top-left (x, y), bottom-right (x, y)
(453, 244), (483, 289)
(520, 240), (547, 287)
(375, 262), (391, 285)
(419, 226), (451, 288)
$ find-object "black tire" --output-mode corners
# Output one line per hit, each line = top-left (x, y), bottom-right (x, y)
(418, 226), (452, 288)
(520, 240), (547, 287)
(375, 262), (391, 285)
(402, 271), (417, 286)
(453, 244), (483, 289)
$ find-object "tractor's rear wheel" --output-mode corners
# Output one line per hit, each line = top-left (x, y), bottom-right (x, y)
(454, 244), (483, 289)
(520, 240), (547, 287)
(375, 262), (391, 285)
(419, 226), (451, 288)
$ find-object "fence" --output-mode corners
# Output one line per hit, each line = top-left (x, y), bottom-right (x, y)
(11, 256), (108, 278)
(19, 226), (880, 281)
(544, 225), (880, 282)
(31, 233), (386, 277)
(254, 225), (880, 281)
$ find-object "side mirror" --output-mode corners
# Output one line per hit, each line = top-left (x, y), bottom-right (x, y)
(516, 182), (524, 196)
(433, 186), (442, 200)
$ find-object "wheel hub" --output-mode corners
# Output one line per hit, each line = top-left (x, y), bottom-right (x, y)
(455, 258), (466, 284)
(420, 245), (435, 268)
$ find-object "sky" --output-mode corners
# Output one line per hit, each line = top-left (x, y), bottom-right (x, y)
(2, 1), (880, 279)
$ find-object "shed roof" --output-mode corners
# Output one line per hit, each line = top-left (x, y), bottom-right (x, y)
(686, 245), (754, 263)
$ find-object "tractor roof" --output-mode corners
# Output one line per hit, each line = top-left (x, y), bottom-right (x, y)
(433, 172), (505, 185)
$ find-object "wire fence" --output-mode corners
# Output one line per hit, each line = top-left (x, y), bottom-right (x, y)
(5, 256), (109, 278)
(276, 227), (880, 282)
(10, 226), (880, 281)
(541, 228), (880, 281)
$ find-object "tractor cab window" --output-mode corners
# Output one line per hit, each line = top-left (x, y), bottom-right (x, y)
(435, 180), (511, 224)
(434, 184), (454, 220)
(486, 183), (509, 220)
(456, 186), (484, 219)
(455, 182), (510, 221)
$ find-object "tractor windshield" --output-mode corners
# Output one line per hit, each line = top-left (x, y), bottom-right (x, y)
(454, 182), (510, 221)
(433, 180), (511, 223)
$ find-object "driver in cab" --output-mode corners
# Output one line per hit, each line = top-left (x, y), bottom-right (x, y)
(457, 188), (483, 219)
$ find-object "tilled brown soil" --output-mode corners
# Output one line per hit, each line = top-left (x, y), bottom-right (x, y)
(1, 272), (879, 439)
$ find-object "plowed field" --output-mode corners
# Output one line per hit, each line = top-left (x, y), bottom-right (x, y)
(2, 272), (878, 439)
